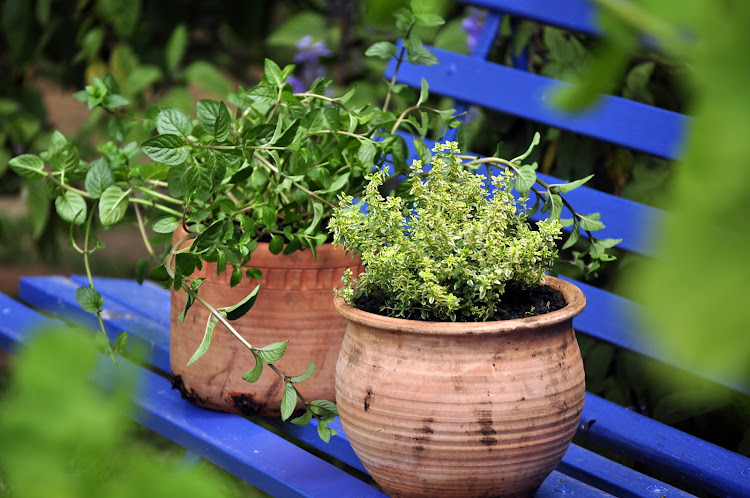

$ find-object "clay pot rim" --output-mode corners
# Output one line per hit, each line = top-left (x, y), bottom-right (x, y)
(333, 276), (585, 335)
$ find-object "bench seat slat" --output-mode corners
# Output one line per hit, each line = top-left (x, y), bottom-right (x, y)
(17, 275), (171, 373)
(580, 393), (750, 497)
(20, 275), (746, 496)
(2, 286), (635, 497)
(388, 47), (687, 160)
(563, 277), (749, 395)
(559, 444), (694, 498)
(0, 291), (387, 498)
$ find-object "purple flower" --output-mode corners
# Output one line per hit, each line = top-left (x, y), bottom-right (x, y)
(286, 74), (305, 94)
(462, 8), (486, 54)
(293, 35), (333, 63)
(464, 105), (481, 126)
(286, 35), (333, 93)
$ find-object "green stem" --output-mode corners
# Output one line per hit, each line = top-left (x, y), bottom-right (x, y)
(461, 155), (590, 229)
(134, 186), (185, 206)
(83, 202), (117, 364)
(253, 152), (336, 209)
(48, 174), (91, 198)
(133, 203), (156, 259)
(128, 197), (183, 217)
(383, 22), (416, 113)
(390, 105), (443, 135)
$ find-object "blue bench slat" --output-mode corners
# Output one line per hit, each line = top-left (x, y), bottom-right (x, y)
(1, 286), (623, 496)
(537, 471), (613, 497)
(23, 276), (737, 495)
(67, 276), (750, 495)
(580, 393), (750, 497)
(0, 291), (387, 498)
(0, 293), (57, 352)
(559, 444), (694, 498)
(127, 365), (387, 498)
(388, 47), (687, 160)
(70, 274), (172, 329)
(568, 277), (750, 395)
(17, 276), (171, 372)
(463, 0), (600, 36)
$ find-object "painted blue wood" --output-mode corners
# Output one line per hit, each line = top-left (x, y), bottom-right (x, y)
(464, 0), (600, 36)
(0, 292), (57, 352)
(566, 276), (750, 395)
(579, 393), (750, 497)
(387, 47), (687, 160)
(0, 294), (387, 498)
(69, 274), (171, 329)
(21, 276), (750, 496)
(2, 287), (650, 497)
(17, 276), (171, 372)
(559, 444), (694, 498)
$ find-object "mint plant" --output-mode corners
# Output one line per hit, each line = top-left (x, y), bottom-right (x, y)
(7, 2), (458, 440)
(6, 1), (618, 437)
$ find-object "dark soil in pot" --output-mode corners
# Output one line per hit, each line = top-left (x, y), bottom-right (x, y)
(353, 282), (566, 321)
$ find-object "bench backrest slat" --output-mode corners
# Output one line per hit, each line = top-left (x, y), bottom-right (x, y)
(388, 47), (687, 160)
(464, 0), (600, 36)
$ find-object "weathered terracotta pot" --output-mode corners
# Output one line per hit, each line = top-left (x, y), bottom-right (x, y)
(171, 241), (363, 416)
(334, 277), (586, 498)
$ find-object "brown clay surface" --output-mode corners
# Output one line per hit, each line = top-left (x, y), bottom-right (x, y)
(335, 277), (587, 498)
(170, 242), (364, 416)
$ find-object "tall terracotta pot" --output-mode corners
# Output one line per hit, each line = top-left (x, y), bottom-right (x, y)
(171, 242), (363, 416)
(334, 277), (586, 498)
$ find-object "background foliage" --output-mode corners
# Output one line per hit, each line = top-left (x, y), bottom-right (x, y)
(1, 0), (747, 484)
(0, 328), (267, 497)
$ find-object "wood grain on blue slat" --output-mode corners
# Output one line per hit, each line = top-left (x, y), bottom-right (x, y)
(559, 444), (694, 497)
(464, 0), (600, 36)
(387, 47), (687, 159)
(118, 362), (387, 498)
(579, 393), (750, 497)
(0, 293), (384, 498)
(70, 274), (171, 328)
(17, 276), (170, 372)
(567, 276), (750, 395)
(0, 292), (58, 351)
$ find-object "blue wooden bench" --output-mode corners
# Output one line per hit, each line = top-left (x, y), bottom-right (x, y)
(2, 1), (749, 497)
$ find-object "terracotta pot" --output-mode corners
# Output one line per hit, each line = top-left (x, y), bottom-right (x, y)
(171, 241), (363, 416)
(334, 277), (586, 498)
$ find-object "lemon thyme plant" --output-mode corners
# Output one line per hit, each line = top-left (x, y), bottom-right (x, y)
(7, 3), (455, 440)
(330, 140), (620, 322)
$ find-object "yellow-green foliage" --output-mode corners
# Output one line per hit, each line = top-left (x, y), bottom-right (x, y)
(330, 142), (562, 321)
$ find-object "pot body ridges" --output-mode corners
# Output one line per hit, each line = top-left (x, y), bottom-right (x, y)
(334, 277), (586, 498)
(171, 242), (363, 416)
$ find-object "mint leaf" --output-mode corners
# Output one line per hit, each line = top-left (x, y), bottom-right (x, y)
(365, 41), (398, 59)
(157, 107), (193, 137)
(76, 286), (103, 313)
(186, 314), (217, 366)
(152, 215), (180, 234)
(280, 383), (297, 421)
(242, 355), (264, 383)
(55, 191), (87, 225)
(142, 134), (189, 166)
(256, 341), (288, 364)
(84, 158), (114, 198)
(98, 186), (130, 226)
(9, 154), (45, 179)
(224, 284), (260, 320)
